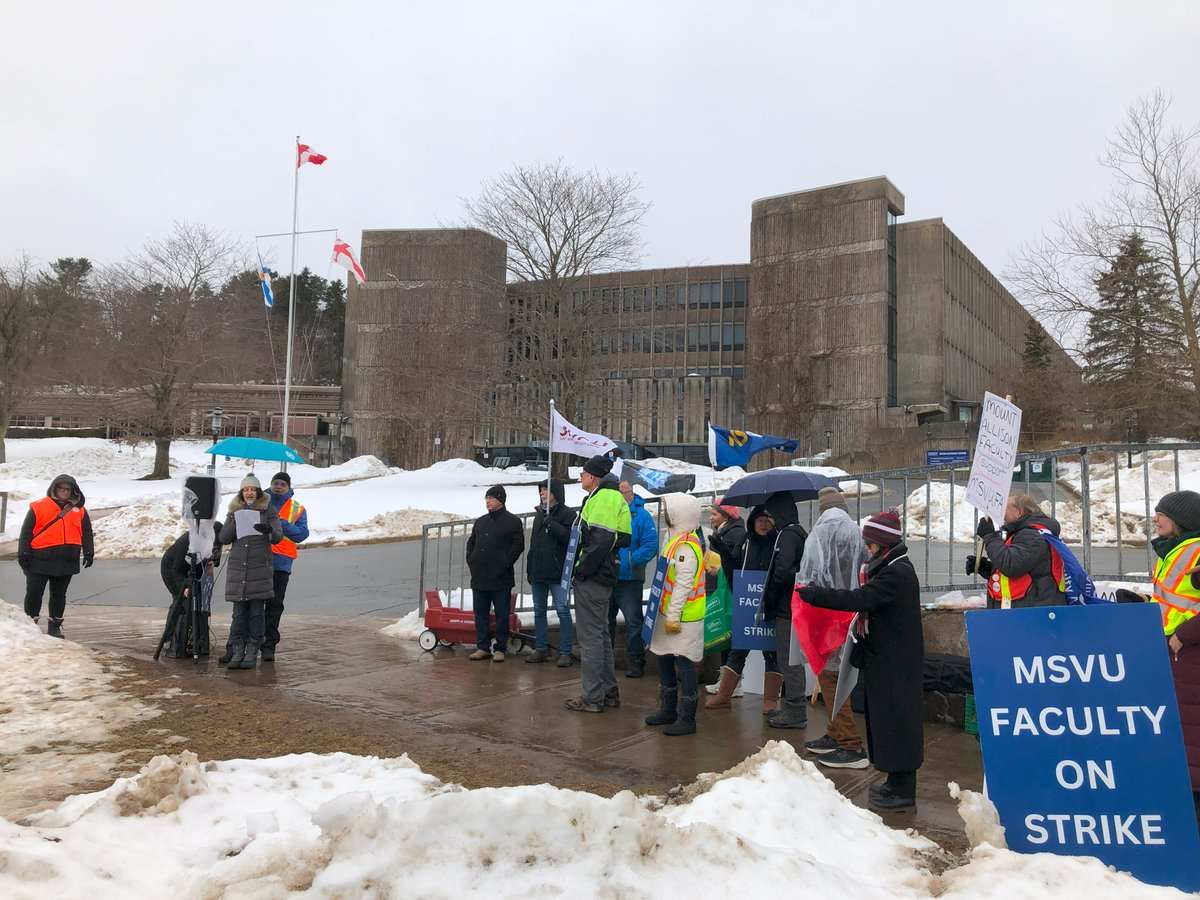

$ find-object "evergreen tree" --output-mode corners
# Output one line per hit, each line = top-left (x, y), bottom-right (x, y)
(1014, 319), (1064, 442)
(1084, 232), (1180, 441)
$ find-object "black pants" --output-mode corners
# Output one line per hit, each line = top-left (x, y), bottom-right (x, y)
(473, 588), (511, 652)
(24, 572), (72, 620)
(886, 770), (917, 800)
(264, 570), (290, 651)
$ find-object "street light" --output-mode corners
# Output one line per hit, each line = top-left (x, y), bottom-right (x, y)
(208, 407), (225, 474)
(824, 428), (833, 458)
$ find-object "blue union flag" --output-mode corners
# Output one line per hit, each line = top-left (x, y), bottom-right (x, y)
(616, 459), (695, 495)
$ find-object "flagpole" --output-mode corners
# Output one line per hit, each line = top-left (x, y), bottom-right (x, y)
(546, 399), (555, 512)
(283, 135), (301, 449)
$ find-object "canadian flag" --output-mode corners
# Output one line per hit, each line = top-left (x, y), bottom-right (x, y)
(332, 238), (367, 285)
(297, 143), (327, 168)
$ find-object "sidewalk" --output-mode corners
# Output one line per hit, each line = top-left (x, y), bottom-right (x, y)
(66, 605), (983, 850)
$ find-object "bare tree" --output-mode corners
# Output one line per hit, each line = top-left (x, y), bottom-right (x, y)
(98, 222), (257, 479)
(460, 160), (650, 467)
(1008, 91), (1200, 421)
(0, 255), (84, 463)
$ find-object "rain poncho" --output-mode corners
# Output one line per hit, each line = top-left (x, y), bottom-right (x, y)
(797, 508), (865, 590)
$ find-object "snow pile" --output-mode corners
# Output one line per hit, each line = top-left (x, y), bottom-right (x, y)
(377, 609), (423, 639)
(0, 741), (1183, 898)
(949, 781), (1006, 850)
(91, 500), (192, 558)
(0, 600), (162, 821)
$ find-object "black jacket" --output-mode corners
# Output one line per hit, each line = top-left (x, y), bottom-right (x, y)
(160, 532), (193, 596)
(18, 474), (94, 577)
(800, 543), (924, 773)
(466, 504), (526, 591)
(527, 480), (577, 584)
(709, 517), (747, 585)
(981, 512), (1066, 609)
(761, 491), (807, 621)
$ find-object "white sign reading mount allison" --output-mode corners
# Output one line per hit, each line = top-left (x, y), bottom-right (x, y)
(966, 391), (1023, 524)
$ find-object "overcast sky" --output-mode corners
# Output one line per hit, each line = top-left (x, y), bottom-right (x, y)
(5, 1), (1199, 291)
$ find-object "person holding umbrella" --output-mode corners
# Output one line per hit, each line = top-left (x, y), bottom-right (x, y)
(796, 508), (924, 811)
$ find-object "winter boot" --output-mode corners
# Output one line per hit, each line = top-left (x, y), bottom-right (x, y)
(237, 637), (261, 669)
(663, 693), (698, 736)
(762, 672), (784, 716)
(218, 640), (235, 666)
(260, 644), (276, 662)
(705, 665), (741, 709)
(225, 639), (247, 670)
(644, 687), (679, 726)
(47, 618), (65, 639)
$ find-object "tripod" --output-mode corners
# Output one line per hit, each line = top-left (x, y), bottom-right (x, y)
(154, 551), (214, 662)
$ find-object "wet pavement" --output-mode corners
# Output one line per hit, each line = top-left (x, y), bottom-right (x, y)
(63, 604), (983, 849)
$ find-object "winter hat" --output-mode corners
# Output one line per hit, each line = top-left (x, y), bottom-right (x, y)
(240, 474), (261, 491)
(862, 508), (903, 547)
(1155, 490), (1200, 532)
(712, 497), (741, 521)
(485, 484), (507, 504)
(818, 487), (848, 513)
(583, 455), (613, 478)
(271, 471), (291, 487)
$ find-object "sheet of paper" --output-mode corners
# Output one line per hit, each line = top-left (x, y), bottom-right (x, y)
(234, 509), (260, 540)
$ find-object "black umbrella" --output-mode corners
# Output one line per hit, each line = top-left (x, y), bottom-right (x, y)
(720, 467), (840, 507)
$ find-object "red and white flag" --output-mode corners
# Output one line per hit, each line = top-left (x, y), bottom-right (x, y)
(332, 238), (367, 285)
(297, 143), (327, 168)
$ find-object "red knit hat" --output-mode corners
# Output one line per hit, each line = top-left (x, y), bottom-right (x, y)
(712, 497), (741, 521)
(862, 508), (903, 547)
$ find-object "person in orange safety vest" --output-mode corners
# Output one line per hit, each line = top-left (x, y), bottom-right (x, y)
(17, 474), (94, 638)
(263, 470), (309, 662)
(966, 493), (1067, 610)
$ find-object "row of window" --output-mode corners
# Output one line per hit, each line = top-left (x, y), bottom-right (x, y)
(9, 415), (82, 428)
(598, 323), (746, 354)
(570, 279), (748, 314)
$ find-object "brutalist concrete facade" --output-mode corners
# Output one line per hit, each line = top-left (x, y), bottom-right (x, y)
(342, 229), (506, 468)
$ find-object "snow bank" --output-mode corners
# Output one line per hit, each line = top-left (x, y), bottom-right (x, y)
(0, 741), (1182, 898)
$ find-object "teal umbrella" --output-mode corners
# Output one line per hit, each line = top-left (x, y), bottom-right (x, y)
(207, 436), (305, 465)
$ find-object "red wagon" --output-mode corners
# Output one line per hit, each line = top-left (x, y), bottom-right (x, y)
(418, 590), (527, 653)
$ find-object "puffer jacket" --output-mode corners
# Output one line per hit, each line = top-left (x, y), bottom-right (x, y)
(526, 479), (577, 583)
(761, 491), (807, 620)
(618, 495), (659, 582)
(648, 493), (705, 662)
(981, 512), (1066, 609)
(218, 491), (282, 602)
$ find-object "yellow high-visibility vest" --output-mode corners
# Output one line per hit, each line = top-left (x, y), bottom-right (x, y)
(1153, 537), (1200, 636)
(660, 533), (706, 622)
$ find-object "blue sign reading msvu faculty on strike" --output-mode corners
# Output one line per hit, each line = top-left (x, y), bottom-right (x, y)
(732, 570), (774, 652)
(965, 603), (1200, 892)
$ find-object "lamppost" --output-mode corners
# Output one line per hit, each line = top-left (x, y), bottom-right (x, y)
(1125, 414), (1135, 469)
(824, 428), (833, 459)
(208, 407), (225, 474)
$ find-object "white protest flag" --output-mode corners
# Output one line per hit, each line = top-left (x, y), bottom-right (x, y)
(965, 391), (1023, 524)
(550, 408), (616, 458)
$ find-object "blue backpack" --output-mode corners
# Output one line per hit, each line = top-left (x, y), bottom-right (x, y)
(1039, 530), (1110, 605)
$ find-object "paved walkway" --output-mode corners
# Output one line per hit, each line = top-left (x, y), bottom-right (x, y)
(66, 605), (983, 848)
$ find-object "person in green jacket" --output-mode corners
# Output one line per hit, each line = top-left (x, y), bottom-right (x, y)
(564, 456), (631, 713)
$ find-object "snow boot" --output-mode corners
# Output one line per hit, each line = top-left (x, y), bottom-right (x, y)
(644, 687), (678, 726)
(218, 640), (234, 666)
(762, 672), (784, 716)
(237, 637), (261, 669)
(705, 665), (741, 709)
(225, 639), (247, 670)
(47, 618), (65, 639)
(663, 693), (698, 736)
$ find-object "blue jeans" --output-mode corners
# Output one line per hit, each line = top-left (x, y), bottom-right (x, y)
(473, 588), (511, 652)
(658, 654), (699, 696)
(607, 580), (646, 665)
(530, 580), (572, 653)
(230, 599), (265, 640)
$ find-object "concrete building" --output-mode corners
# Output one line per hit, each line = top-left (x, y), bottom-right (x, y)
(341, 178), (1077, 469)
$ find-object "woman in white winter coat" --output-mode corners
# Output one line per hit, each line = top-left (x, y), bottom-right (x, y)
(644, 493), (706, 736)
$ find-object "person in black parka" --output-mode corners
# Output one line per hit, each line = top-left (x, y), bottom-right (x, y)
(798, 507), (924, 812)
(966, 493), (1066, 609)
(465, 485), (526, 661)
(526, 479), (577, 666)
(762, 491), (808, 724)
(217, 475), (282, 671)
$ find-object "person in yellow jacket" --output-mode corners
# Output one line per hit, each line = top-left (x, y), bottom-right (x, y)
(644, 492), (706, 736)
(18, 474), (94, 638)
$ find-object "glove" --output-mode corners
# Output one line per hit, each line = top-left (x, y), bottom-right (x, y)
(975, 517), (996, 538)
(964, 555), (993, 578)
(83, 553), (94, 568)
(1115, 588), (1149, 604)
(18, 552), (31, 571)
(664, 620), (682, 635)
(253, 523), (272, 534)
(210, 553), (221, 569)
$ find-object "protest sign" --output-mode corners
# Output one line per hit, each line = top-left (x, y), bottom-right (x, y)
(641, 554), (670, 644)
(966, 392), (1022, 524)
(559, 523), (580, 590)
(966, 603), (1200, 892)
(731, 570), (774, 651)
